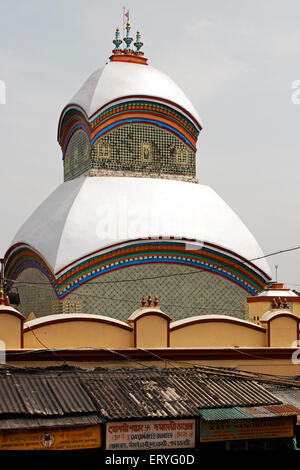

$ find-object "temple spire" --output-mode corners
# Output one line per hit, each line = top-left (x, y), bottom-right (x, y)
(110, 19), (148, 65)
(134, 30), (144, 56)
(123, 21), (133, 54)
(112, 27), (122, 55)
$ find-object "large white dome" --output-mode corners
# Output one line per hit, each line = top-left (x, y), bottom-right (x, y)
(65, 61), (202, 127)
(11, 177), (270, 277)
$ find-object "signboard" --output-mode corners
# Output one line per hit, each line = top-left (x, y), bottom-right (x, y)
(0, 424), (101, 451)
(106, 419), (195, 450)
(200, 416), (294, 442)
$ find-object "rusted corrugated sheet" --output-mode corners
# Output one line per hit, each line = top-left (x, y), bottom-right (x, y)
(268, 389), (300, 411)
(264, 404), (300, 416)
(241, 406), (276, 418)
(200, 404), (300, 421)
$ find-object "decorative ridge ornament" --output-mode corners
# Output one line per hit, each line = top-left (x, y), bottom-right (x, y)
(134, 31), (144, 56)
(110, 19), (148, 65)
(112, 28), (122, 55)
(123, 21), (133, 54)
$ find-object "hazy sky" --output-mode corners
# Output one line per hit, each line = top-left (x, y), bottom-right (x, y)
(1, 0), (300, 288)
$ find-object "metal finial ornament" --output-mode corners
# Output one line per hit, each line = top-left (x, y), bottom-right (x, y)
(123, 21), (133, 54)
(147, 292), (153, 307)
(134, 30), (144, 56)
(154, 295), (159, 307)
(141, 297), (146, 307)
(112, 27), (123, 54)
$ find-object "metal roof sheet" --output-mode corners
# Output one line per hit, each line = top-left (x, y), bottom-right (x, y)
(0, 372), (97, 416)
(0, 414), (102, 431)
(199, 407), (253, 421)
(0, 367), (287, 426)
(81, 368), (281, 420)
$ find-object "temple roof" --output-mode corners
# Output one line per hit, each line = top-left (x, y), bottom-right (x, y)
(11, 176), (270, 276)
(63, 61), (202, 128)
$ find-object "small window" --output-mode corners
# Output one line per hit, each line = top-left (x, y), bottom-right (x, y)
(141, 142), (152, 162)
(96, 140), (111, 159)
(176, 147), (189, 165)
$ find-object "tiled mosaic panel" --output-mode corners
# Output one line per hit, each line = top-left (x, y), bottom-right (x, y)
(13, 264), (248, 321)
(11, 269), (60, 318)
(64, 130), (91, 181)
(91, 124), (196, 177)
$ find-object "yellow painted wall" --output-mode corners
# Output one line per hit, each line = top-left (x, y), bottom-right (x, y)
(268, 316), (298, 347)
(24, 320), (133, 349)
(170, 321), (266, 348)
(248, 301), (300, 324)
(248, 301), (270, 324)
(0, 314), (22, 349)
(292, 303), (300, 318)
(135, 315), (168, 348)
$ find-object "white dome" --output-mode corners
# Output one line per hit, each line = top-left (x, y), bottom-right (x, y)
(66, 61), (202, 127)
(11, 177), (270, 276)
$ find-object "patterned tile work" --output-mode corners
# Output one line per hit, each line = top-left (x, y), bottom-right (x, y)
(14, 264), (248, 321)
(91, 123), (195, 178)
(13, 268), (59, 318)
(64, 129), (91, 181)
(90, 100), (199, 142)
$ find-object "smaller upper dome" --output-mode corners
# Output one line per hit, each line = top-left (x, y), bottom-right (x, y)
(57, 27), (202, 184)
(66, 61), (202, 128)
(61, 22), (202, 129)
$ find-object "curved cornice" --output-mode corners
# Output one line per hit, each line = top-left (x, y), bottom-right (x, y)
(5, 239), (270, 301)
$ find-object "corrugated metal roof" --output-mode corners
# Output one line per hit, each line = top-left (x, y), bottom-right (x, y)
(199, 407), (253, 421)
(268, 390), (300, 410)
(265, 404), (300, 416)
(200, 404), (300, 421)
(0, 366), (292, 429)
(241, 406), (276, 418)
(0, 414), (102, 431)
(82, 368), (281, 420)
(0, 371), (97, 416)
(194, 365), (300, 388)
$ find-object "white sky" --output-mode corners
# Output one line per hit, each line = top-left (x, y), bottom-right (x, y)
(0, 0), (300, 288)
